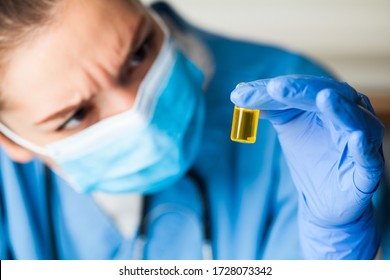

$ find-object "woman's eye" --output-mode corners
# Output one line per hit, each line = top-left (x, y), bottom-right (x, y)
(130, 41), (150, 67)
(119, 35), (152, 83)
(57, 106), (89, 131)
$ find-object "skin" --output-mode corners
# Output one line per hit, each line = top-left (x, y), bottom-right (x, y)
(0, 0), (163, 162)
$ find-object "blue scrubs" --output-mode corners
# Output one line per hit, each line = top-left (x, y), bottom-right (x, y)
(0, 2), (388, 259)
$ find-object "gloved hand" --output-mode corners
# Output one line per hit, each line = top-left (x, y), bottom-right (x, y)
(231, 75), (385, 259)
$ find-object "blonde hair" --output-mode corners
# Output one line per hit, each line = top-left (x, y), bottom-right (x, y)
(1, 0), (62, 48)
(0, 0), (63, 103)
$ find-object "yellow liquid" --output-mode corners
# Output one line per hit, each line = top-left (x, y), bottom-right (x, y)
(230, 106), (260, 144)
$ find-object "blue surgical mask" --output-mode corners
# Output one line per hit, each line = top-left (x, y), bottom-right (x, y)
(0, 19), (206, 194)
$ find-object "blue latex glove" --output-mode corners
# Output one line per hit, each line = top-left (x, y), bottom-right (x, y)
(231, 75), (385, 259)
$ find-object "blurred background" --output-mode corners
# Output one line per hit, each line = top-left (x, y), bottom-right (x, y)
(142, 0), (390, 174)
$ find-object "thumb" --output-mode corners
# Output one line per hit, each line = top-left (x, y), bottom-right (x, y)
(348, 131), (384, 194)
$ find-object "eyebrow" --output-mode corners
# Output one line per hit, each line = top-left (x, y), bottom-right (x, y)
(34, 102), (84, 126)
(34, 15), (149, 127)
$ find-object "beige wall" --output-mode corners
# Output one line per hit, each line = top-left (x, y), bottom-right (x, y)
(142, 0), (390, 97)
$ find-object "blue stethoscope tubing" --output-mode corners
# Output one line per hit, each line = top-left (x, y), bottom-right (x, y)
(44, 166), (211, 260)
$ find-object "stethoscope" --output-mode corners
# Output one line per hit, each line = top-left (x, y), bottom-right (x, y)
(44, 166), (211, 260)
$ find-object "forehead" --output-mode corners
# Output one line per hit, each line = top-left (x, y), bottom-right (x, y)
(1, 0), (147, 111)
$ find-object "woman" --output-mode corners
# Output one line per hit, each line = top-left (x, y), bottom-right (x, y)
(0, 0), (385, 259)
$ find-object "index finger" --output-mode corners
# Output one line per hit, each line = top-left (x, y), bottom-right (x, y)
(232, 75), (360, 112)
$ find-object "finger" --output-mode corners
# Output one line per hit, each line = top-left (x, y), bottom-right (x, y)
(231, 75), (360, 113)
(316, 89), (385, 145)
(265, 75), (360, 112)
(348, 131), (384, 194)
(230, 79), (290, 110)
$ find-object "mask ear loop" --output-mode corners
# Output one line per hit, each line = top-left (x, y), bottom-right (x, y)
(0, 122), (83, 187)
(0, 122), (49, 156)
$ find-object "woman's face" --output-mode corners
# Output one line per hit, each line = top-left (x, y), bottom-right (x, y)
(0, 0), (163, 161)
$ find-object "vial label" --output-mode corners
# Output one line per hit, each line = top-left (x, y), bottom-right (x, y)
(230, 106), (260, 144)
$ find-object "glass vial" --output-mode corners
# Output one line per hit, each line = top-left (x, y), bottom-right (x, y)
(230, 106), (260, 144)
